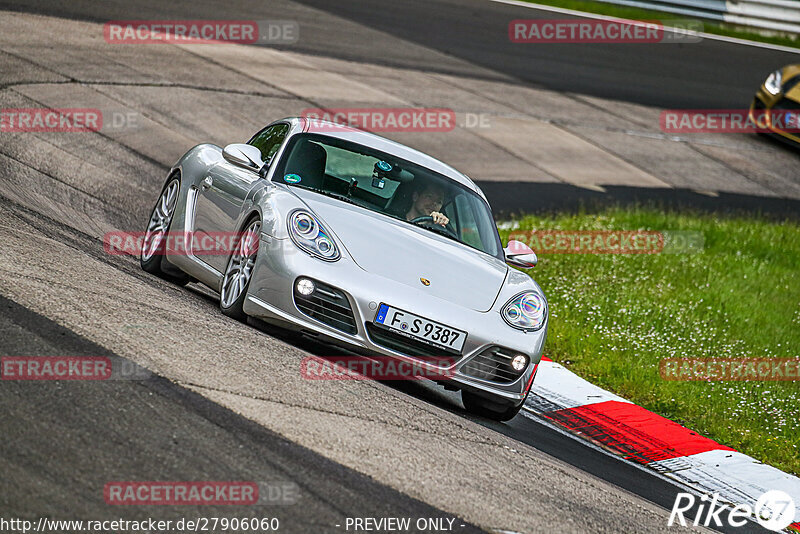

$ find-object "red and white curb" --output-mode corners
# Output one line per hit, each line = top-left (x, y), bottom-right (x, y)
(525, 357), (800, 531)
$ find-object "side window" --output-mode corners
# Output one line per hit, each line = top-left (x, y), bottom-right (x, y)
(248, 124), (289, 166)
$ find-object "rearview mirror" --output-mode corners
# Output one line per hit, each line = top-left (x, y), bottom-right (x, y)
(222, 143), (264, 171)
(504, 239), (538, 268)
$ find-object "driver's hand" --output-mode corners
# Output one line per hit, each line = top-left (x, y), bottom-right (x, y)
(430, 211), (449, 227)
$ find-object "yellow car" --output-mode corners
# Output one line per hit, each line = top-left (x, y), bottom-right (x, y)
(750, 64), (800, 144)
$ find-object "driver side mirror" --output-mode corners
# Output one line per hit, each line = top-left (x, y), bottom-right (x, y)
(504, 240), (538, 268)
(222, 143), (264, 172)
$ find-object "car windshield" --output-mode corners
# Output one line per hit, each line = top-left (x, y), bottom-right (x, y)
(273, 133), (503, 259)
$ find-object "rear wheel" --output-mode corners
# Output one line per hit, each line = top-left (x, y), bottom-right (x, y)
(462, 391), (525, 422)
(140, 176), (190, 285)
(220, 217), (261, 322)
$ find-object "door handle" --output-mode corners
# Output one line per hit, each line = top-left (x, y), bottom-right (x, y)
(200, 176), (213, 191)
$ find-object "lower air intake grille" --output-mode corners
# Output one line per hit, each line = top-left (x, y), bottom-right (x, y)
(772, 97), (800, 111)
(460, 346), (526, 384)
(293, 279), (357, 334)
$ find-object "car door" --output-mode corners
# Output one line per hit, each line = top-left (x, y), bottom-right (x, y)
(193, 123), (289, 273)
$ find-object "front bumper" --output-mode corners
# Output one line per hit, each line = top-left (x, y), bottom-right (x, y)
(750, 87), (800, 145)
(243, 234), (547, 404)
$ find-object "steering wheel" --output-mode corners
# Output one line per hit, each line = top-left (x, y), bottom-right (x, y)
(410, 215), (459, 240)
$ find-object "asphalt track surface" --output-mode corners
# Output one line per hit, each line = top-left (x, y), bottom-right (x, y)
(0, 295), (484, 534)
(3, 0), (799, 109)
(0, 259), (770, 534)
(6, 0), (800, 221)
(0, 0), (793, 532)
(288, 0), (800, 109)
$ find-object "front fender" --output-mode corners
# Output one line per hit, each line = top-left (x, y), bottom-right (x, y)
(171, 143), (223, 188)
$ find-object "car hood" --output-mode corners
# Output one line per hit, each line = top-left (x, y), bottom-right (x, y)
(293, 189), (508, 312)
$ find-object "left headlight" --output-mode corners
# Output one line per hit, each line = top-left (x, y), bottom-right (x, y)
(502, 291), (547, 331)
(765, 69), (783, 95)
(288, 210), (340, 261)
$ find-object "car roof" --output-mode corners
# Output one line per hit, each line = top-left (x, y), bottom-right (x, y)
(277, 117), (487, 201)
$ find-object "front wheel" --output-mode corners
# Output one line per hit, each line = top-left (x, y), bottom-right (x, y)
(220, 217), (261, 321)
(462, 391), (525, 422)
(140, 176), (190, 285)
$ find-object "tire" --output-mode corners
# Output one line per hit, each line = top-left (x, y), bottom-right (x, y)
(462, 391), (525, 422)
(220, 216), (261, 322)
(140, 175), (190, 285)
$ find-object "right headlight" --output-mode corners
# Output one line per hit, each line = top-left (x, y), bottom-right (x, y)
(765, 69), (783, 95)
(502, 291), (547, 331)
(287, 210), (340, 261)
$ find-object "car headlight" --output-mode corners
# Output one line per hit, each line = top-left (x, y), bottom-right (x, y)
(502, 291), (547, 331)
(288, 210), (340, 261)
(765, 69), (783, 95)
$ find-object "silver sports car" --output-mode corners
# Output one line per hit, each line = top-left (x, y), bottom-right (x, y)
(141, 117), (547, 421)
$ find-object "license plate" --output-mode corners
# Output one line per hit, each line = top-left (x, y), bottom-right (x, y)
(374, 304), (467, 353)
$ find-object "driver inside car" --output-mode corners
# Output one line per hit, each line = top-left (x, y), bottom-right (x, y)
(405, 182), (450, 227)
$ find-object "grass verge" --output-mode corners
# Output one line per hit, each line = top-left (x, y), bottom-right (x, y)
(498, 206), (800, 475)
(516, 0), (800, 50)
